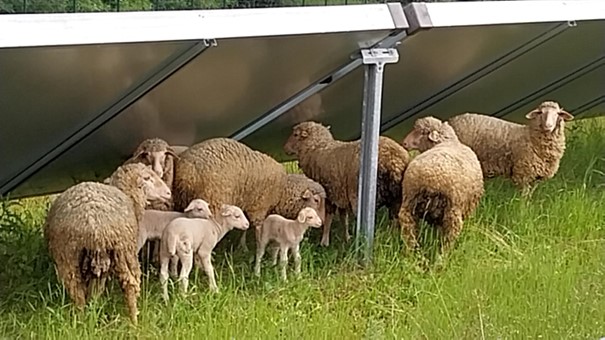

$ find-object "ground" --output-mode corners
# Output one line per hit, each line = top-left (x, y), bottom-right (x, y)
(0, 117), (604, 338)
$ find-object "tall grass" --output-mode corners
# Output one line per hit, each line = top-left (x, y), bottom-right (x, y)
(1, 117), (604, 339)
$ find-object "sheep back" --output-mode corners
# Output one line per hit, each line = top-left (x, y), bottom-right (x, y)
(272, 173), (327, 221)
(173, 138), (287, 226)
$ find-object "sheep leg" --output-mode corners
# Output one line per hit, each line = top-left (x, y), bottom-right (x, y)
(254, 237), (269, 277)
(293, 244), (302, 278)
(320, 212), (333, 247)
(178, 252), (194, 295)
(238, 231), (249, 253)
(271, 245), (280, 266)
(279, 246), (289, 282)
(199, 253), (218, 293)
(398, 207), (419, 253)
(159, 254), (171, 302)
(169, 255), (179, 278)
(340, 210), (351, 243)
(114, 252), (141, 325)
(441, 209), (463, 256)
(56, 254), (87, 309)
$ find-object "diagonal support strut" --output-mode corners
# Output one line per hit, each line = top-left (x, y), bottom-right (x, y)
(355, 47), (399, 265)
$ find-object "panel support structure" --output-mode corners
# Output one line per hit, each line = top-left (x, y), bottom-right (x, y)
(355, 47), (399, 265)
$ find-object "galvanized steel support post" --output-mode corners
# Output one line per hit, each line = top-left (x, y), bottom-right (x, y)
(355, 47), (399, 265)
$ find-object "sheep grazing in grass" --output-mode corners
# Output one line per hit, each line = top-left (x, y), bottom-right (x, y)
(447, 101), (574, 197)
(172, 138), (287, 252)
(283, 121), (410, 242)
(272, 174), (331, 246)
(254, 207), (323, 281)
(159, 204), (249, 300)
(44, 163), (172, 324)
(400, 116), (484, 260)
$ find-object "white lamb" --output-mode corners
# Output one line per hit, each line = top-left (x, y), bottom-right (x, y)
(159, 204), (249, 300)
(254, 207), (323, 281)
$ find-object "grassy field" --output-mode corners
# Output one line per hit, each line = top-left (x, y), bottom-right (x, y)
(1, 117), (604, 339)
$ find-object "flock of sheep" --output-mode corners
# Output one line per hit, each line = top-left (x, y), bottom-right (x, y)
(42, 100), (574, 324)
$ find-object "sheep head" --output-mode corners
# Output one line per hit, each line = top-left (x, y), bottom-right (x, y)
(525, 101), (574, 133)
(131, 138), (179, 179)
(220, 204), (250, 230)
(284, 121), (333, 156)
(296, 207), (323, 228)
(301, 188), (326, 222)
(108, 163), (172, 204)
(402, 116), (459, 152)
(184, 198), (213, 218)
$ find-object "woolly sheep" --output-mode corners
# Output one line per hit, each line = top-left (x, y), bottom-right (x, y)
(447, 101), (574, 197)
(283, 121), (410, 242)
(44, 163), (172, 324)
(159, 204), (249, 299)
(172, 138), (287, 252)
(272, 174), (331, 247)
(125, 138), (180, 195)
(254, 207), (323, 281)
(400, 116), (484, 259)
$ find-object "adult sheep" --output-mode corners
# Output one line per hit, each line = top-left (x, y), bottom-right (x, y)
(400, 116), (484, 260)
(44, 163), (172, 324)
(172, 137), (287, 251)
(283, 121), (410, 241)
(447, 101), (574, 196)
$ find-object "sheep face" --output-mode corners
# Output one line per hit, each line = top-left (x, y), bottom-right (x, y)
(297, 207), (323, 228)
(184, 198), (212, 218)
(137, 165), (172, 204)
(525, 101), (574, 133)
(402, 117), (448, 152)
(301, 189), (326, 222)
(284, 121), (332, 156)
(132, 138), (179, 178)
(220, 204), (250, 230)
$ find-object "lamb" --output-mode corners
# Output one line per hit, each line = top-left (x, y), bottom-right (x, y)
(399, 116), (484, 260)
(283, 121), (410, 242)
(254, 207), (323, 281)
(159, 204), (249, 300)
(272, 173), (332, 247)
(44, 163), (172, 324)
(447, 101), (574, 196)
(172, 138), (287, 252)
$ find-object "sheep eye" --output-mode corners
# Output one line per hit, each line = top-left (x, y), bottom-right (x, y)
(143, 175), (151, 181)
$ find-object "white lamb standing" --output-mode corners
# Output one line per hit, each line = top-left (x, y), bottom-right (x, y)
(254, 207), (323, 281)
(159, 204), (249, 300)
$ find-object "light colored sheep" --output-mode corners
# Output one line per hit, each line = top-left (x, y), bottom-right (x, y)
(254, 207), (323, 281)
(173, 138), (287, 252)
(399, 116), (484, 259)
(272, 173), (332, 247)
(159, 204), (249, 300)
(447, 101), (574, 196)
(44, 163), (171, 324)
(125, 138), (180, 194)
(283, 121), (410, 242)
(137, 198), (212, 253)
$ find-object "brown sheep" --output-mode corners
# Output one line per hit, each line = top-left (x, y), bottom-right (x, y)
(172, 138), (288, 252)
(283, 121), (410, 242)
(271, 173), (332, 246)
(400, 116), (484, 259)
(44, 163), (172, 324)
(447, 101), (574, 197)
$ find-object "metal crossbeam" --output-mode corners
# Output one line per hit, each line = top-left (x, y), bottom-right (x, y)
(356, 47), (399, 265)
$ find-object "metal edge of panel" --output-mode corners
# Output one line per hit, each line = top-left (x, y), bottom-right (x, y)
(387, 2), (409, 30)
(420, 0), (605, 28)
(378, 22), (569, 136)
(402, 3), (433, 35)
(0, 41), (214, 196)
(573, 95), (605, 118)
(0, 4), (398, 48)
(493, 56), (605, 119)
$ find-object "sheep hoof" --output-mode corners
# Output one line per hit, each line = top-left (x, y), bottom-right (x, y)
(320, 239), (329, 247)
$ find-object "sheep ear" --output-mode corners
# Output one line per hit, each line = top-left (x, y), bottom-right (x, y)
(297, 212), (306, 223)
(220, 204), (231, 216)
(326, 125), (331, 130)
(559, 109), (574, 121)
(166, 146), (179, 160)
(428, 130), (440, 143)
(525, 109), (541, 120)
(300, 130), (309, 138)
(184, 202), (194, 213)
(301, 189), (312, 199)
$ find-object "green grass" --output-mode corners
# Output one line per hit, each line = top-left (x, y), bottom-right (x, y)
(1, 117), (605, 339)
